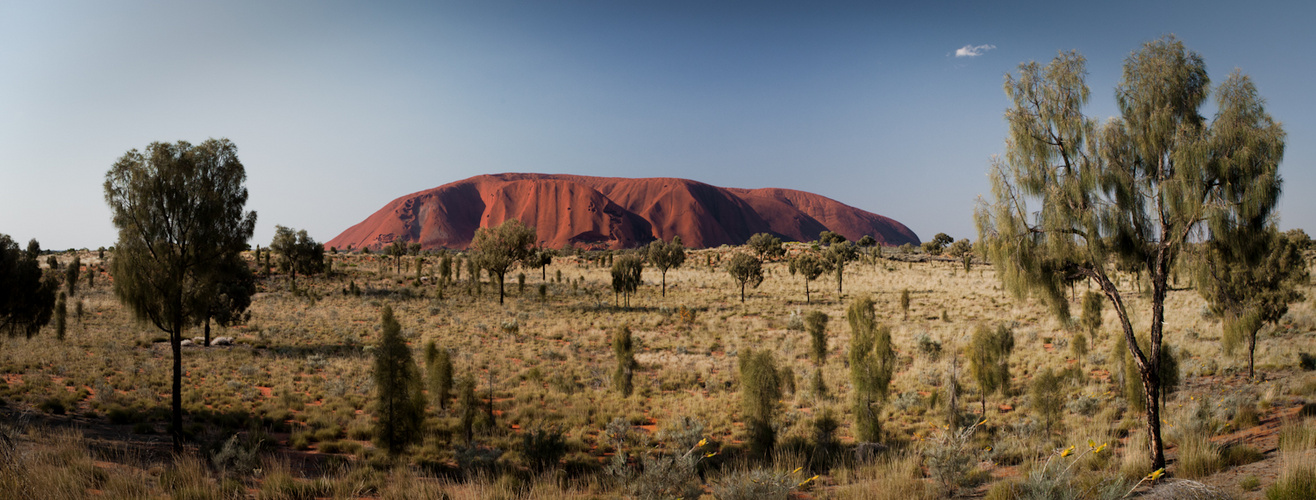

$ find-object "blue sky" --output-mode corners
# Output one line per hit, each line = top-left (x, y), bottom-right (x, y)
(2, 1), (1313, 249)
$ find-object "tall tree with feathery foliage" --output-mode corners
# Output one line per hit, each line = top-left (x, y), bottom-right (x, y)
(847, 294), (894, 442)
(104, 138), (257, 451)
(372, 304), (425, 455)
(975, 36), (1286, 470)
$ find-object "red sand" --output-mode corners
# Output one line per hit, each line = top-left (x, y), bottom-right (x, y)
(326, 173), (920, 251)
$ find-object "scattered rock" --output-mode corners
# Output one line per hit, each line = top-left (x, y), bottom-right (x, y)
(212, 337), (234, 346)
(180, 339), (193, 346)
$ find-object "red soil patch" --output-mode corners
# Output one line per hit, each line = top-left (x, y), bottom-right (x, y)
(326, 173), (920, 251)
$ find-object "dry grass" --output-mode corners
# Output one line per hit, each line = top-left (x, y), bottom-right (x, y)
(0, 247), (1313, 496)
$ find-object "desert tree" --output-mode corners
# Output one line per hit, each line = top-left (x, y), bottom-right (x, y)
(947, 239), (973, 272)
(386, 239), (407, 274)
(438, 253), (453, 285)
(847, 294), (894, 442)
(974, 37), (1284, 470)
(197, 253), (255, 346)
(923, 233), (953, 256)
(104, 138), (257, 451)
(807, 311), (829, 366)
(0, 235), (57, 338)
(65, 254), (81, 297)
(1080, 291), (1104, 337)
(824, 241), (858, 295)
(806, 310), (829, 398)
(457, 374), (479, 444)
(1030, 367), (1064, 435)
(469, 219), (537, 305)
(747, 232), (785, 261)
(818, 231), (846, 247)
(1197, 231), (1306, 378)
(788, 252), (829, 304)
(1197, 229), (1306, 379)
(857, 235), (877, 247)
(610, 253), (644, 308)
(612, 325), (638, 397)
(526, 247), (555, 281)
(900, 289), (912, 320)
(270, 225), (325, 289)
(372, 304), (425, 455)
(967, 324), (1015, 415)
(466, 256), (481, 293)
(424, 340), (454, 410)
(726, 252), (763, 303)
(54, 291), (67, 340)
(738, 348), (782, 455)
(646, 236), (686, 297)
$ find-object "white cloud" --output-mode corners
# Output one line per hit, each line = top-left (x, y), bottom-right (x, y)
(954, 44), (996, 58)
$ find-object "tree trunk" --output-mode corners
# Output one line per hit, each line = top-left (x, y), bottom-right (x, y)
(1140, 366), (1165, 470)
(740, 282), (746, 303)
(204, 316), (211, 347)
(836, 266), (843, 295)
(1146, 252), (1169, 471)
(497, 272), (505, 305)
(1248, 330), (1258, 380)
(804, 279), (810, 304)
(661, 271), (667, 297)
(1093, 264), (1165, 472)
(170, 330), (183, 452)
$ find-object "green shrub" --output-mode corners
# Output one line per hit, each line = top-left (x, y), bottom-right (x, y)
(37, 397), (66, 415)
(710, 467), (793, 500)
(1300, 352), (1316, 371)
(521, 427), (567, 472)
(1030, 368), (1064, 434)
(739, 348), (782, 455)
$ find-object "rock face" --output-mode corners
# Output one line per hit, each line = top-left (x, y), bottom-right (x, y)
(327, 173), (920, 251)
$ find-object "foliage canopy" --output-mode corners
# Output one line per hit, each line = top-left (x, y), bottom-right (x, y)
(975, 36), (1285, 469)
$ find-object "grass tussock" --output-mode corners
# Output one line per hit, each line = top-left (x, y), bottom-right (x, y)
(1267, 452), (1316, 500)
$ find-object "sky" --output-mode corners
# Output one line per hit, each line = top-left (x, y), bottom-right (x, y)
(2, 0), (1313, 250)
